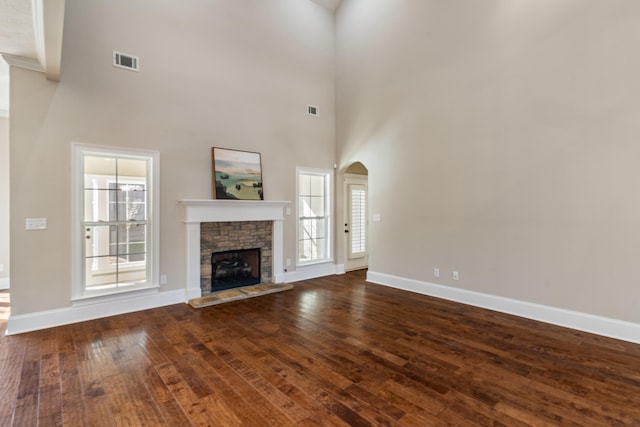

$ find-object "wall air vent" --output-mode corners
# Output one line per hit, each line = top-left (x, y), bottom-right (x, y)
(307, 105), (319, 117)
(113, 51), (140, 72)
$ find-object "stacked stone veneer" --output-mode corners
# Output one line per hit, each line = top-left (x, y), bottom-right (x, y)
(200, 221), (272, 294)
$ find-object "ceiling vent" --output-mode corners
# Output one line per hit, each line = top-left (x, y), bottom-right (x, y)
(113, 51), (139, 72)
(307, 105), (319, 117)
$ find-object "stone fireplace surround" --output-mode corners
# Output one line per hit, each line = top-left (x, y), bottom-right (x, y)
(203, 224), (269, 293)
(179, 199), (290, 300)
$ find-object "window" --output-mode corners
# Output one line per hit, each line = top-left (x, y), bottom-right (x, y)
(297, 168), (332, 265)
(72, 144), (159, 299)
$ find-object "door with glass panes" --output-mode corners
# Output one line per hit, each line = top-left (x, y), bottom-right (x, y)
(344, 176), (368, 271)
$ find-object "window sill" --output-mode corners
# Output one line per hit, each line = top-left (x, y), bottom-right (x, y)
(297, 259), (334, 269)
(71, 284), (160, 307)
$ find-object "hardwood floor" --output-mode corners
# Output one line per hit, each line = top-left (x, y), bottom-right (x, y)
(1, 272), (640, 426)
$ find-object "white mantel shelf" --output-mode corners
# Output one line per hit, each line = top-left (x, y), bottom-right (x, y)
(178, 199), (291, 301)
(179, 199), (290, 223)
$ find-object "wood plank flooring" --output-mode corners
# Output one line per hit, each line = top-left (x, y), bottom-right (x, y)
(1, 271), (640, 426)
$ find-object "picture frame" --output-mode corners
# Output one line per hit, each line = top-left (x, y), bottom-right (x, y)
(212, 147), (264, 200)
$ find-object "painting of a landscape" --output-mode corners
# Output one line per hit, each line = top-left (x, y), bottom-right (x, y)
(212, 147), (263, 200)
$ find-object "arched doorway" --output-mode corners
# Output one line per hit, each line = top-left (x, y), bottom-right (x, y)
(343, 162), (368, 271)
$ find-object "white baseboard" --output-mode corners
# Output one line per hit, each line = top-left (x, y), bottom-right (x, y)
(6, 289), (185, 335)
(367, 271), (640, 345)
(0, 277), (9, 290)
(5, 261), (344, 335)
(284, 262), (342, 283)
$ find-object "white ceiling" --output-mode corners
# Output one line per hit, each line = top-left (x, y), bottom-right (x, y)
(0, 0), (37, 59)
(0, 0), (43, 72)
(0, 0), (37, 116)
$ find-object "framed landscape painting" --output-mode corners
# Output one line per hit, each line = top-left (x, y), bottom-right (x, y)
(212, 147), (264, 200)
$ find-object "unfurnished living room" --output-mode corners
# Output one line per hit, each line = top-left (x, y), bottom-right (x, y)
(1, 0), (640, 426)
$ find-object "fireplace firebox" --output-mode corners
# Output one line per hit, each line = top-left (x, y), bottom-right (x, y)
(211, 248), (261, 292)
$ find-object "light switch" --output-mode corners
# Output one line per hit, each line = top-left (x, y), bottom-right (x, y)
(26, 218), (47, 230)
(372, 213), (381, 222)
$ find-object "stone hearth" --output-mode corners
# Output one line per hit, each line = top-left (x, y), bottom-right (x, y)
(188, 283), (294, 308)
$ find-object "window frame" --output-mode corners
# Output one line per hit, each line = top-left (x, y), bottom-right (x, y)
(296, 167), (333, 267)
(71, 143), (160, 301)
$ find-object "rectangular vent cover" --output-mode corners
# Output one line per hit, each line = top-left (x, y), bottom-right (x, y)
(307, 105), (319, 117)
(113, 51), (140, 71)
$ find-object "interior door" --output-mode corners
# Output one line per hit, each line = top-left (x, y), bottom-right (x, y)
(345, 177), (368, 271)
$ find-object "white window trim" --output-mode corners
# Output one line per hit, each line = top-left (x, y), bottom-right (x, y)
(296, 166), (333, 267)
(71, 143), (160, 302)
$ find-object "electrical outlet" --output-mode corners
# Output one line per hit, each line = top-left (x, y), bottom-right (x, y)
(433, 268), (440, 278)
(160, 275), (167, 285)
(286, 258), (291, 267)
(453, 271), (459, 281)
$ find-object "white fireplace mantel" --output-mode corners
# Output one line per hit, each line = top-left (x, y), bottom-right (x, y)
(178, 199), (291, 300)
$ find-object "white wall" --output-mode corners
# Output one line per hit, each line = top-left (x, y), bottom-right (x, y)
(336, 0), (640, 324)
(0, 58), (8, 117)
(0, 116), (9, 289)
(9, 0), (335, 317)
(0, 57), (8, 289)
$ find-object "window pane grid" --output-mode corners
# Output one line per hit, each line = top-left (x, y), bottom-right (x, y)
(297, 170), (330, 264)
(81, 153), (150, 292)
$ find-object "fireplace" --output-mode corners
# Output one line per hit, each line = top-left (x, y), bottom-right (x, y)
(179, 199), (290, 301)
(211, 248), (261, 291)
(200, 221), (271, 294)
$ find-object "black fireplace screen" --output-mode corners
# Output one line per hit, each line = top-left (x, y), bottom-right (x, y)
(211, 248), (261, 292)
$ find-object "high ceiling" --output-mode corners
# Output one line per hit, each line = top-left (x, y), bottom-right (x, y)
(0, 0), (37, 116)
(0, 0), (66, 116)
(0, 0), (340, 116)
(0, 0), (342, 65)
(0, 0), (37, 59)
